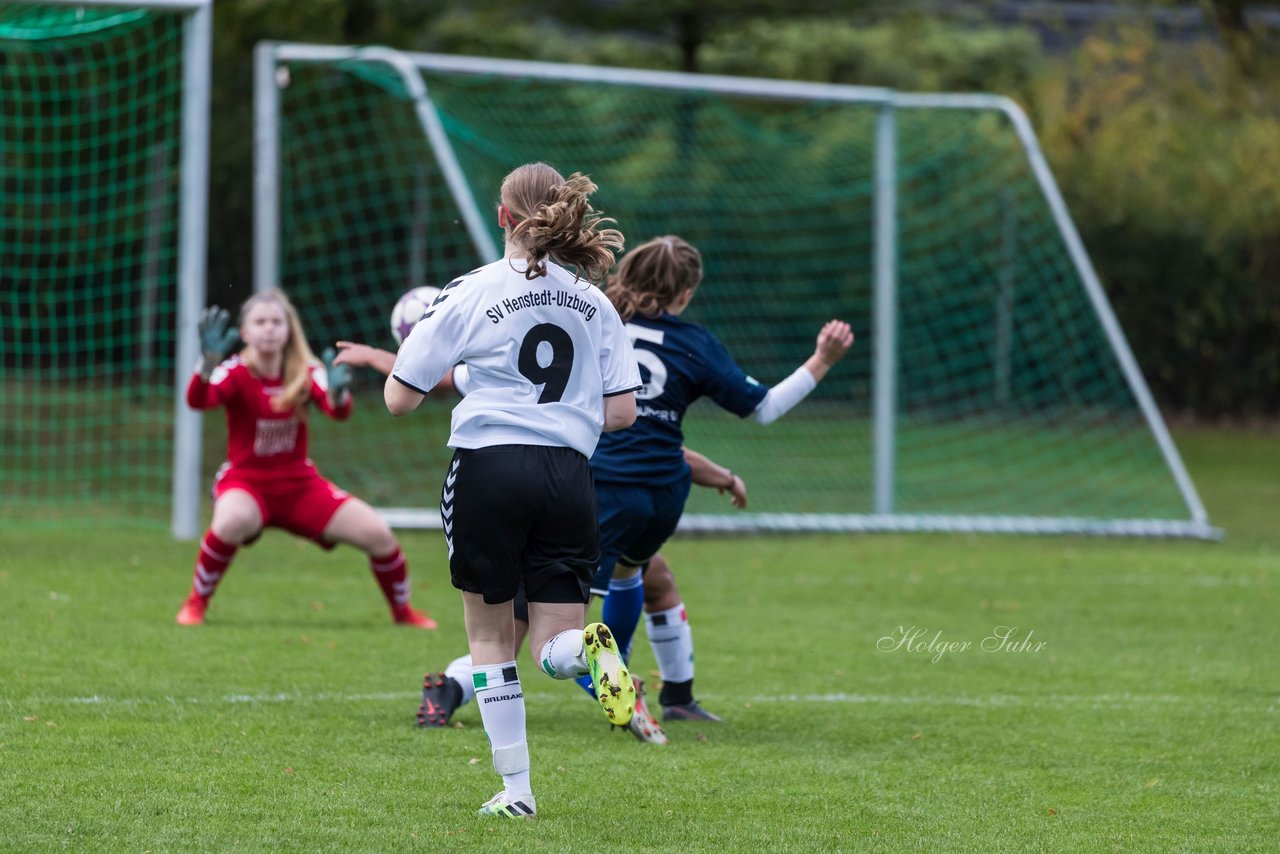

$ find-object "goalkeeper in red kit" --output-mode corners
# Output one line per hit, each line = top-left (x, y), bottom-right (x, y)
(175, 288), (436, 629)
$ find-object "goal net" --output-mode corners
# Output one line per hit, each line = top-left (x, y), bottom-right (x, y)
(256, 44), (1216, 539)
(0, 1), (209, 536)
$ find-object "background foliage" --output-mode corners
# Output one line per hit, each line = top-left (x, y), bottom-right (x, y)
(205, 1), (1278, 416)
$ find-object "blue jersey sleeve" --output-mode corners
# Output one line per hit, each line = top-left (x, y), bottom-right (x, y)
(696, 327), (768, 418)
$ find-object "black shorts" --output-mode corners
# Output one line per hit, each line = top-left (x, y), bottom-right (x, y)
(442, 444), (597, 606)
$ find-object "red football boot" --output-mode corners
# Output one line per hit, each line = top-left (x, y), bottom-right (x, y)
(175, 595), (206, 626)
(392, 604), (438, 630)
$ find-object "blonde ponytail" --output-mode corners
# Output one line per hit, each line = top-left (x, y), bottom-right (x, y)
(500, 163), (624, 283)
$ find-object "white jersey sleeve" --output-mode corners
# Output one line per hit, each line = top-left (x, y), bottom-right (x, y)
(598, 303), (642, 396)
(390, 286), (467, 395)
(750, 365), (818, 424)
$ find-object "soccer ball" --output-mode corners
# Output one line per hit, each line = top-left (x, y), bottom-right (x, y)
(390, 286), (442, 345)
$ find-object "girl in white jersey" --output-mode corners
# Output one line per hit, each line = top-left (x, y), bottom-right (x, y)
(385, 163), (641, 819)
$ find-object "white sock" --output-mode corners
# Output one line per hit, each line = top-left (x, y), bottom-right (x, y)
(646, 603), (694, 683)
(538, 628), (588, 679)
(445, 654), (475, 706)
(472, 661), (531, 796)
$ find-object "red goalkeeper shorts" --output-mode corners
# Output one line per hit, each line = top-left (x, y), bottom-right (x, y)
(213, 465), (351, 546)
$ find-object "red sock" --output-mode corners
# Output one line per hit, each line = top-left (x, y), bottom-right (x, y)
(370, 546), (411, 612)
(189, 530), (236, 604)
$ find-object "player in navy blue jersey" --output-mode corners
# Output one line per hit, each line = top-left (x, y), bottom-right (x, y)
(385, 162), (641, 819)
(587, 235), (853, 722)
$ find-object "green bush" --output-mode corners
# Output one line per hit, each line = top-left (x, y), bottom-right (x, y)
(1034, 26), (1280, 416)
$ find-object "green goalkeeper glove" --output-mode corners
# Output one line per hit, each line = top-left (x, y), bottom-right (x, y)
(197, 306), (239, 377)
(321, 347), (352, 403)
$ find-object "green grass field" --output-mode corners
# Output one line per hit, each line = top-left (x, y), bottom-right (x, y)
(1, 426), (1276, 851)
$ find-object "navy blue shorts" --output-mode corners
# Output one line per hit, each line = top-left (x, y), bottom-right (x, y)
(590, 474), (692, 595)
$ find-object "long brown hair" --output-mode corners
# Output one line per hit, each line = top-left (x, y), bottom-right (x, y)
(606, 235), (703, 321)
(500, 162), (624, 283)
(237, 288), (317, 413)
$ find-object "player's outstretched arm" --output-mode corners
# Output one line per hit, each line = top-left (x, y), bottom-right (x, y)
(321, 347), (353, 410)
(197, 305), (239, 379)
(333, 341), (396, 376)
(802, 319), (855, 384)
(683, 446), (747, 509)
(187, 306), (241, 410)
(750, 319), (854, 426)
(334, 341), (462, 397)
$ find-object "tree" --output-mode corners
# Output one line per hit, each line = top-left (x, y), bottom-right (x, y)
(491, 1), (880, 72)
(1200, 0), (1273, 72)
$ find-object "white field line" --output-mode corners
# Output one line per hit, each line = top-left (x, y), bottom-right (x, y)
(1098, 574), (1268, 588)
(62, 691), (419, 706)
(46, 690), (1270, 711)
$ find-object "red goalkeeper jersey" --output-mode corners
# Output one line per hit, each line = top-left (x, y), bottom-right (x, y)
(186, 355), (351, 477)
